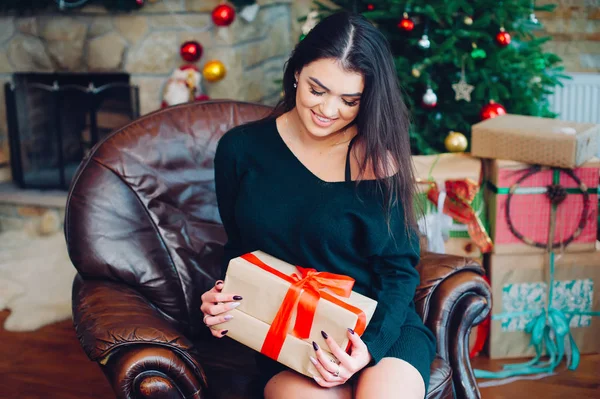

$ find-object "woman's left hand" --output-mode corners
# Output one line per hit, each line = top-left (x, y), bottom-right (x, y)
(309, 328), (372, 388)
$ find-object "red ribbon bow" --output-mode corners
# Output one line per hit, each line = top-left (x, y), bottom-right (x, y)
(241, 253), (367, 360)
(424, 178), (494, 254)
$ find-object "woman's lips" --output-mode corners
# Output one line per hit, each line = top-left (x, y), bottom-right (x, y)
(310, 109), (336, 127)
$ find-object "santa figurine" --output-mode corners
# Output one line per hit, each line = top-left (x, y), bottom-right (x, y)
(161, 65), (209, 108)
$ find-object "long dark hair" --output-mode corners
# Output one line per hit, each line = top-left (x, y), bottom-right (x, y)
(271, 11), (418, 237)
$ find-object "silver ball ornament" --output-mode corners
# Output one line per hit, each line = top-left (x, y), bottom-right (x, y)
(529, 13), (538, 24)
(418, 34), (431, 49)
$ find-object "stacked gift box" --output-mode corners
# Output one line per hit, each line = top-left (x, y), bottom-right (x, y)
(470, 114), (600, 361)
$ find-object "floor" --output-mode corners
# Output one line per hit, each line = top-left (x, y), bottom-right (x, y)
(0, 310), (598, 399)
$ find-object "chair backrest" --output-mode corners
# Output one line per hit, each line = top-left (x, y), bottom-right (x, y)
(64, 100), (272, 334)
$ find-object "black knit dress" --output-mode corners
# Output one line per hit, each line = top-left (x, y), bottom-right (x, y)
(214, 118), (436, 395)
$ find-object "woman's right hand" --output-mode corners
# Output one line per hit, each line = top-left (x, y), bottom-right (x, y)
(200, 280), (242, 338)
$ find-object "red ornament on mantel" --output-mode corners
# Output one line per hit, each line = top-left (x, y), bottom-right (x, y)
(212, 4), (236, 27)
(480, 100), (507, 120)
(135, 0), (144, 6)
(495, 27), (511, 47)
(195, 94), (211, 102)
(367, 4), (375, 11)
(398, 12), (414, 31)
(180, 40), (203, 63)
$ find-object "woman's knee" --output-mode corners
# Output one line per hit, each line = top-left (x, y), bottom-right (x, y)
(356, 358), (425, 399)
(264, 371), (352, 399)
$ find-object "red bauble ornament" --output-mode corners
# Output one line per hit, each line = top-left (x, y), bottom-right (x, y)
(136, 0), (144, 5)
(180, 40), (203, 63)
(398, 13), (414, 31)
(212, 4), (236, 27)
(495, 28), (511, 47)
(195, 94), (211, 102)
(367, 4), (375, 11)
(480, 100), (507, 120)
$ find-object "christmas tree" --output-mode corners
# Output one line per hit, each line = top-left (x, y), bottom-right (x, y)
(303, 1), (567, 155)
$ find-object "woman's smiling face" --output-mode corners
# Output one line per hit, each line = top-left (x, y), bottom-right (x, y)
(294, 58), (364, 138)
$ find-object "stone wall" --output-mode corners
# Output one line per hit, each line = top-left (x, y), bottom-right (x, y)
(537, 0), (600, 72)
(0, 0), (294, 181)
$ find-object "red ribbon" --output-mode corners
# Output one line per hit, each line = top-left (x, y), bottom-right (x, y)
(425, 179), (494, 254)
(240, 253), (367, 360)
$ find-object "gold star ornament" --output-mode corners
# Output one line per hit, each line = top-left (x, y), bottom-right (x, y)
(452, 78), (474, 102)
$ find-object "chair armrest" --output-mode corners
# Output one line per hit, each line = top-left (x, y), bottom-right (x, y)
(72, 275), (207, 398)
(415, 252), (485, 321)
(415, 253), (491, 399)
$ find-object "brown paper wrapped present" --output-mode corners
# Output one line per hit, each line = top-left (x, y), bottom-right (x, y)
(471, 114), (599, 168)
(214, 251), (378, 378)
(486, 250), (600, 359)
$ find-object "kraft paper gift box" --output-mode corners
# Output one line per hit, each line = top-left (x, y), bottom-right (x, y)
(486, 251), (600, 359)
(471, 114), (600, 169)
(412, 153), (492, 257)
(485, 158), (600, 255)
(214, 251), (378, 378)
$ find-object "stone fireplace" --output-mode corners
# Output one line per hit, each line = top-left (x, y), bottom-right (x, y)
(0, 0), (304, 233)
(0, 0), (297, 188)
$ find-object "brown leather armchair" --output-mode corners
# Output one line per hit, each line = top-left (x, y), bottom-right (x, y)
(66, 100), (491, 399)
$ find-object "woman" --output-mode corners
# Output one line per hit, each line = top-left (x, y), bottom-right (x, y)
(201, 11), (436, 399)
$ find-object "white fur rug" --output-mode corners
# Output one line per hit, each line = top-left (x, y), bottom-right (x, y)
(0, 229), (76, 331)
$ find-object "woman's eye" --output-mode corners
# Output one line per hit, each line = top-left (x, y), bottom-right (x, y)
(309, 88), (325, 96)
(343, 99), (358, 107)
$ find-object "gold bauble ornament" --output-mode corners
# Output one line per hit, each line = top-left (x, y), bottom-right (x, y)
(444, 131), (468, 153)
(464, 16), (473, 25)
(411, 68), (421, 78)
(203, 60), (226, 82)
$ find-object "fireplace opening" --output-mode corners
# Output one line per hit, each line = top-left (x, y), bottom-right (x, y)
(4, 72), (139, 190)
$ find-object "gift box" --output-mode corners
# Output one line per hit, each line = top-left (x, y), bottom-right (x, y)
(471, 114), (600, 169)
(412, 153), (493, 256)
(215, 251), (378, 378)
(486, 250), (600, 359)
(485, 158), (600, 254)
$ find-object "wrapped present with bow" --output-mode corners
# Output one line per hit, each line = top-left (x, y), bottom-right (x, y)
(412, 153), (493, 258)
(214, 251), (378, 378)
(485, 158), (600, 254)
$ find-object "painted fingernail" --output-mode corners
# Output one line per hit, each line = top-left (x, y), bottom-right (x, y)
(233, 295), (243, 300)
(321, 330), (328, 339)
(309, 356), (317, 365)
(224, 315), (233, 320)
(347, 328), (355, 335)
(312, 341), (319, 351)
(221, 330), (228, 335)
(230, 302), (241, 309)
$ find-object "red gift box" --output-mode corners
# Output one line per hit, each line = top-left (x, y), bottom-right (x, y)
(485, 158), (599, 254)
